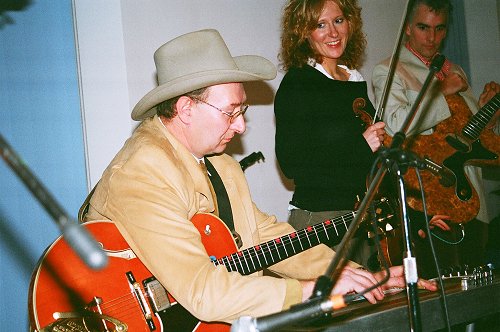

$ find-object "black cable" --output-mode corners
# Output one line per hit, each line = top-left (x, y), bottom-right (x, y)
(415, 168), (451, 332)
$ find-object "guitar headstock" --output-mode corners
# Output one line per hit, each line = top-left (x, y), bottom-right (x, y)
(239, 151), (265, 172)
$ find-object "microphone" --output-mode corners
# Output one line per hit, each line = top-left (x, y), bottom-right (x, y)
(61, 218), (108, 269)
(230, 294), (348, 332)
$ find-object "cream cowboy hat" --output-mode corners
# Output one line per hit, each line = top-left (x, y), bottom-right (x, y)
(131, 29), (277, 120)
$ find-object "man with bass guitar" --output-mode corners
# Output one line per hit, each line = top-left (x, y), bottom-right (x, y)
(372, 0), (500, 278)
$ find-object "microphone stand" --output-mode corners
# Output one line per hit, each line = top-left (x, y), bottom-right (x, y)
(318, 55), (445, 332)
(0, 133), (108, 270)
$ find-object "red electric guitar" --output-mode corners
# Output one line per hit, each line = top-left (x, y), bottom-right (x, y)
(29, 201), (393, 332)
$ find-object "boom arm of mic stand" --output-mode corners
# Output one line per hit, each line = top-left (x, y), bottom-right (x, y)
(0, 133), (108, 270)
(312, 54), (445, 327)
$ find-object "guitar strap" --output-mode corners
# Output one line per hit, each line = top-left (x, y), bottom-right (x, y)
(203, 157), (235, 232)
(78, 181), (98, 223)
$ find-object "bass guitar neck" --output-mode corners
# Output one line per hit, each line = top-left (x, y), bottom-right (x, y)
(390, 92), (499, 223)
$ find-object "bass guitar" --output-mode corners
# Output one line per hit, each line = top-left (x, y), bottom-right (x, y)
(29, 202), (392, 332)
(398, 92), (499, 223)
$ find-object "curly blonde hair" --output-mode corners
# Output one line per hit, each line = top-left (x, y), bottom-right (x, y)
(279, 0), (366, 71)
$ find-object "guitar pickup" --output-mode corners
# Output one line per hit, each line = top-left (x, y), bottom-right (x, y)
(144, 277), (171, 312)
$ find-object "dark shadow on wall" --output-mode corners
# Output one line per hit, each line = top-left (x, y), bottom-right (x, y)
(0, 209), (38, 277)
(0, 0), (32, 29)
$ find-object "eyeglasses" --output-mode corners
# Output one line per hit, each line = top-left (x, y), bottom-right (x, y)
(192, 97), (249, 123)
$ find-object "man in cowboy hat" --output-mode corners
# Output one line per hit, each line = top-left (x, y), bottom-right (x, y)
(82, 29), (435, 326)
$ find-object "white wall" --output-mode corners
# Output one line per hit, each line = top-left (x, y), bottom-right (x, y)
(74, 0), (500, 222)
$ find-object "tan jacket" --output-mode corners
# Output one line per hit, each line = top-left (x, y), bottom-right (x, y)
(84, 115), (340, 323)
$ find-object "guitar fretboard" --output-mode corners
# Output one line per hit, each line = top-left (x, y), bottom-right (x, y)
(462, 93), (500, 140)
(211, 212), (354, 275)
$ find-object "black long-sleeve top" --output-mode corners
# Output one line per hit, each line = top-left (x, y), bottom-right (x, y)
(274, 65), (376, 211)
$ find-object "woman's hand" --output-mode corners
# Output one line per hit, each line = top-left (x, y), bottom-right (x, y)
(363, 121), (386, 152)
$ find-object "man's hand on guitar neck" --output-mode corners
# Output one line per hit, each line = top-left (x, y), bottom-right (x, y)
(479, 81), (500, 130)
(479, 81), (500, 108)
(417, 214), (452, 239)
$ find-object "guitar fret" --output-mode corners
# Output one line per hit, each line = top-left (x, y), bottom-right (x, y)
(305, 227), (313, 248)
(258, 245), (269, 266)
(288, 234), (298, 255)
(273, 239), (282, 260)
(289, 233), (300, 254)
(322, 221), (330, 241)
(252, 246), (262, 270)
(220, 256), (231, 271)
(235, 253), (245, 274)
(312, 225), (321, 246)
(231, 257), (239, 272)
(462, 94), (500, 140)
(282, 236), (291, 257)
(296, 232), (305, 251)
(246, 250), (256, 272)
(236, 252), (249, 275)
(265, 242), (275, 264)
(333, 221), (339, 236)
(244, 252), (253, 275)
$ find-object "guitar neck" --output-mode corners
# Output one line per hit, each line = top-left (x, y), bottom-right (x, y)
(212, 212), (355, 275)
(462, 93), (500, 141)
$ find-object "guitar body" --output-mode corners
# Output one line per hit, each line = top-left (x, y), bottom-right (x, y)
(29, 220), (230, 332)
(400, 93), (499, 223)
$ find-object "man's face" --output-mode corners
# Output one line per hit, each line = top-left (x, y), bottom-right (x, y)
(406, 3), (448, 60)
(190, 83), (247, 157)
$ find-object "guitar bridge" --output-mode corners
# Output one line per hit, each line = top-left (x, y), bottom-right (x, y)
(423, 157), (455, 187)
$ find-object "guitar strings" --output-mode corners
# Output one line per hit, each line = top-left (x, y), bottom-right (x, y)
(214, 211), (360, 275)
(81, 288), (159, 324)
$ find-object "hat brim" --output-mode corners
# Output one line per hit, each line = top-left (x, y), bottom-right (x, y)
(132, 55), (276, 121)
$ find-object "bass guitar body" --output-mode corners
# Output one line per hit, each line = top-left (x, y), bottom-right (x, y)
(28, 220), (230, 332)
(400, 93), (499, 223)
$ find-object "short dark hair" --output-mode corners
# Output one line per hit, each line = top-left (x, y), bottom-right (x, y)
(156, 87), (209, 120)
(409, 0), (453, 22)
